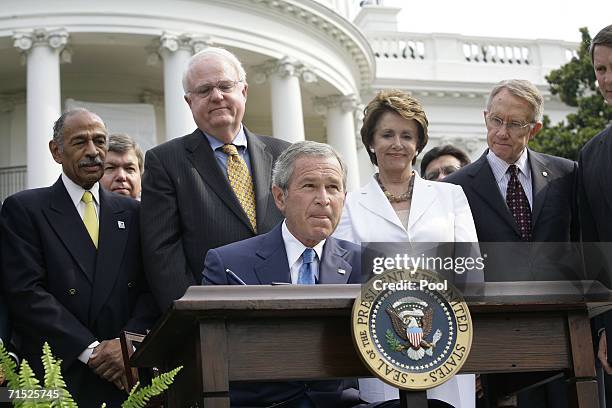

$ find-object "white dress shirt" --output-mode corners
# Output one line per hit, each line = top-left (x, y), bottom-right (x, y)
(281, 221), (324, 284)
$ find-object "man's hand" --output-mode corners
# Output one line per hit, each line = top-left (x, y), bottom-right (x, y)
(598, 331), (612, 374)
(87, 339), (129, 391)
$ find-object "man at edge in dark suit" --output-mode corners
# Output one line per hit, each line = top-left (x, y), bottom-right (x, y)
(0, 109), (158, 407)
(141, 47), (290, 312)
(577, 24), (612, 406)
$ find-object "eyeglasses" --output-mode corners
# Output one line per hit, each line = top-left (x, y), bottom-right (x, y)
(188, 80), (242, 99)
(425, 165), (461, 181)
(486, 115), (534, 135)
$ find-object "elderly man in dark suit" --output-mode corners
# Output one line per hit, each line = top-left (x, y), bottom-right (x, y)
(141, 47), (290, 312)
(578, 24), (612, 405)
(445, 79), (578, 244)
(445, 79), (578, 407)
(0, 109), (158, 407)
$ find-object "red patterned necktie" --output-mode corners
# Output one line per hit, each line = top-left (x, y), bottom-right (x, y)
(506, 165), (532, 241)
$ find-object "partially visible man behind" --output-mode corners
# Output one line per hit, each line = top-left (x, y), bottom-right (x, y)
(202, 141), (368, 407)
(0, 109), (158, 407)
(577, 24), (612, 404)
(141, 47), (290, 311)
(420, 144), (471, 181)
(100, 133), (144, 200)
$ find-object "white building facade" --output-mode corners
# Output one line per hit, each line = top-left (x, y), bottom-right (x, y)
(0, 0), (577, 200)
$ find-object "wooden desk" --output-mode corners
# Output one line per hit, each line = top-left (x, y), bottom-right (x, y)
(133, 281), (612, 407)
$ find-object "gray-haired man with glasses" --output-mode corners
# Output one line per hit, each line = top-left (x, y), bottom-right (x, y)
(445, 81), (578, 407)
(140, 47), (290, 311)
(446, 79), (578, 243)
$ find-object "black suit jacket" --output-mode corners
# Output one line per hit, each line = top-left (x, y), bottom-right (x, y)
(445, 149), (578, 242)
(202, 223), (362, 407)
(141, 128), (290, 311)
(578, 125), (612, 358)
(0, 178), (158, 407)
(445, 149), (580, 282)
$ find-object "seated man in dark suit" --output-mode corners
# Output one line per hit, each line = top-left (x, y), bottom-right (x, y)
(203, 141), (367, 408)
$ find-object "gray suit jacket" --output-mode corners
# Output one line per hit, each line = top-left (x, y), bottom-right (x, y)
(141, 128), (290, 311)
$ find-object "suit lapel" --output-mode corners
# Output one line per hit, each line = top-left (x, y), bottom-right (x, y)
(407, 174), (436, 232)
(319, 237), (352, 284)
(529, 150), (551, 226)
(184, 129), (253, 231)
(468, 154), (519, 235)
(253, 225), (291, 284)
(89, 189), (130, 322)
(43, 178), (96, 283)
(597, 127), (612, 213)
(246, 129), (274, 231)
(358, 178), (406, 234)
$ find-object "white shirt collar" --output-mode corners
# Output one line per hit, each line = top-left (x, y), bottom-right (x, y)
(486, 147), (530, 183)
(281, 220), (325, 269)
(61, 172), (100, 208)
(204, 124), (247, 151)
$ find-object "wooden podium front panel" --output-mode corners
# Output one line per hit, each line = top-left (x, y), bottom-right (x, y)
(223, 311), (571, 381)
(463, 312), (570, 373)
(226, 316), (369, 381)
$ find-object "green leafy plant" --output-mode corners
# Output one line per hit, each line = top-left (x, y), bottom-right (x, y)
(0, 341), (182, 408)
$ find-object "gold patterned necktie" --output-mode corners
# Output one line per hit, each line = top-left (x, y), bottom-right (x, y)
(221, 144), (257, 232)
(81, 191), (99, 248)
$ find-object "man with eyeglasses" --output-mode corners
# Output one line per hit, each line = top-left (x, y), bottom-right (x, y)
(420, 144), (471, 181)
(140, 47), (291, 311)
(446, 80), (578, 408)
(445, 79), (578, 244)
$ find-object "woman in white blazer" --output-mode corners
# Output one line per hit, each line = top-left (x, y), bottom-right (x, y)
(333, 90), (478, 408)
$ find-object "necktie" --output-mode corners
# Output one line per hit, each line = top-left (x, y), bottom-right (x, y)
(221, 144), (257, 232)
(297, 248), (316, 285)
(81, 191), (99, 248)
(506, 165), (532, 241)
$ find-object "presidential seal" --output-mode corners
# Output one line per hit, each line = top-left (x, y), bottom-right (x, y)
(352, 268), (472, 390)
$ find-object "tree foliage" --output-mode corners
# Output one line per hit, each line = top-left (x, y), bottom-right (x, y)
(529, 27), (612, 160)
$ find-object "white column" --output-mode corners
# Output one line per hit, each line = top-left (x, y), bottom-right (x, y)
(13, 29), (68, 189)
(315, 95), (361, 192)
(253, 58), (316, 143)
(158, 33), (209, 140)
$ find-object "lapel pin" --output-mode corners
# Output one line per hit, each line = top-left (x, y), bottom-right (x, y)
(542, 171), (548, 177)
(117, 221), (125, 229)
(338, 268), (346, 275)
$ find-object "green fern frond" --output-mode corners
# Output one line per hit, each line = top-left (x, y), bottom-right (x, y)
(0, 341), (19, 388)
(122, 366), (183, 408)
(18, 359), (41, 390)
(39, 343), (77, 407)
(17, 359), (45, 408)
